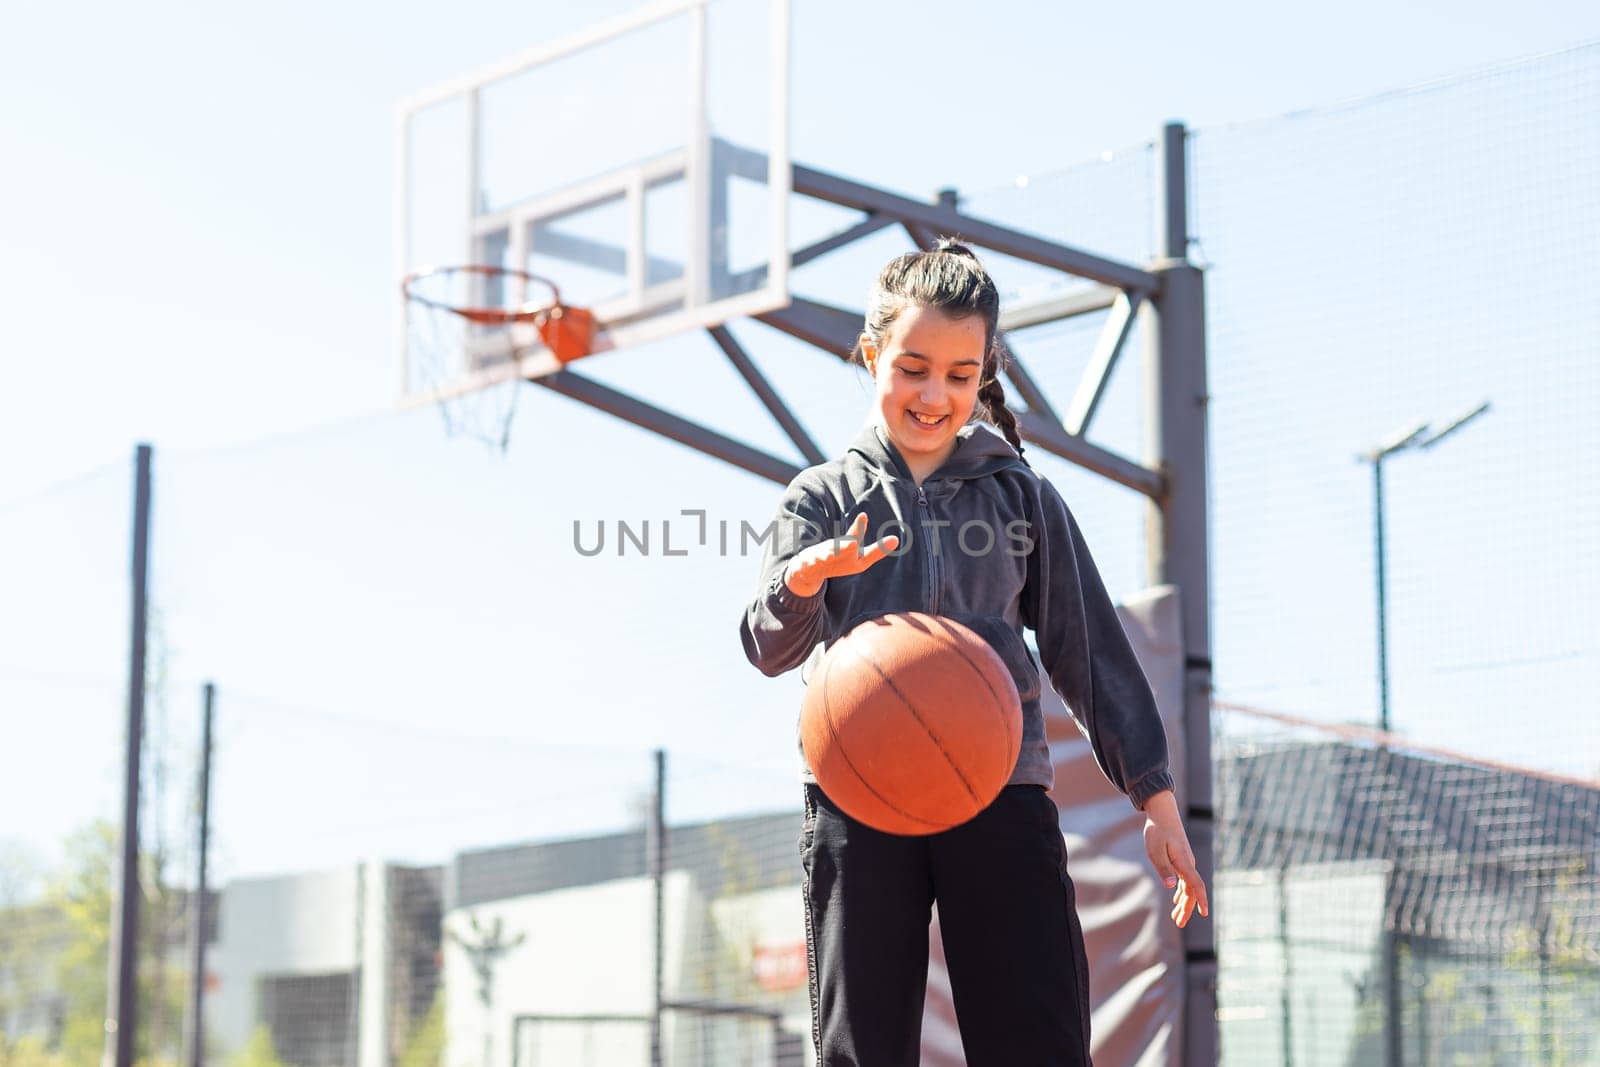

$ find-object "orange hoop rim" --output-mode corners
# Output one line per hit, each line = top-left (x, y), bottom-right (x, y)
(401, 264), (568, 326)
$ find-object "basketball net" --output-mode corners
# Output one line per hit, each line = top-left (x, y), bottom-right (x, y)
(403, 266), (595, 451)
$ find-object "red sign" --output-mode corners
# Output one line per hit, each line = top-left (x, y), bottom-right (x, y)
(752, 943), (807, 993)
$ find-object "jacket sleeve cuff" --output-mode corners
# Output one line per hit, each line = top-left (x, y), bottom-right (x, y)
(769, 571), (825, 613)
(1127, 769), (1176, 811)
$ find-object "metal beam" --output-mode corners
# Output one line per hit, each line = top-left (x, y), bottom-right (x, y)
(754, 297), (862, 361)
(792, 164), (1159, 294)
(503, 159), (1182, 499)
(709, 324), (826, 466)
(903, 221), (939, 251)
(1016, 411), (1164, 499)
(996, 339), (1062, 426)
(750, 297), (1161, 496)
(1000, 284), (1121, 330)
(1065, 290), (1143, 437)
(791, 213), (896, 268)
(904, 188), (957, 251)
(528, 224), (682, 287)
(533, 370), (801, 485)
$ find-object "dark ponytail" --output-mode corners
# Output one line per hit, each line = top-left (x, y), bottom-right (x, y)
(856, 238), (1026, 459)
(976, 373), (1024, 458)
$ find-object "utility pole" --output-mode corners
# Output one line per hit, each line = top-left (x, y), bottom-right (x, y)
(105, 443), (153, 1067)
(184, 683), (216, 1067)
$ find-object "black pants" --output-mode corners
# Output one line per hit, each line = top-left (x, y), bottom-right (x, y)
(799, 782), (1093, 1067)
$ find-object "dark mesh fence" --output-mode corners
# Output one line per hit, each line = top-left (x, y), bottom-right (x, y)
(1212, 704), (1599, 1065)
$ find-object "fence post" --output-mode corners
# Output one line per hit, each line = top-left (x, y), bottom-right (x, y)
(649, 749), (667, 1067)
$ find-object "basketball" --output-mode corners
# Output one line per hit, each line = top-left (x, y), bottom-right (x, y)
(800, 612), (1023, 835)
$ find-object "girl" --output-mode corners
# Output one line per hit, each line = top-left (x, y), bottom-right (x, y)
(739, 241), (1206, 1066)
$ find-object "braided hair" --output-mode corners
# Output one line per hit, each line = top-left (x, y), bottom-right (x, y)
(856, 239), (1025, 459)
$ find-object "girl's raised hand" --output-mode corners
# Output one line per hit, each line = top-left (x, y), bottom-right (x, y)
(783, 512), (900, 598)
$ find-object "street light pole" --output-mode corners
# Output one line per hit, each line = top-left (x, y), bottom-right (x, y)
(1360, 402), (1490, 734)
(1358, 400), (1489, 1067)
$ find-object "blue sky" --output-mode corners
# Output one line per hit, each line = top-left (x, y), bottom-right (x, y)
(2, 0), (1597, 884)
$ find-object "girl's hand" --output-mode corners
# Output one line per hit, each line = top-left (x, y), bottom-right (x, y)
(784, 512), (900, 597)
(1141, 789), (1210, 928)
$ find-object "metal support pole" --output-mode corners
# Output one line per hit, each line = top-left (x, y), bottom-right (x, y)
(1373, 457), (1392, 733)
(106, 443), (153, 1067)
(1539, 915), (1553, 1064)
(184, 683), (215, 1067)
(1357, 404), (1488, 1067)
(1363, 400), (1487, 737)
(1278, 865), (1293, 1067)
(1383, 930), (1404, 1067)
(1372, 445), (1401, 1067)
(1146, 123), (1218, 1067)
(648, 749), (666, 1067)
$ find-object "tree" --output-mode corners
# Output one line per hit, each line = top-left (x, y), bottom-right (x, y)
(0, 840), (58, 1050)
(397, 994), (446, 1067)
(224, 1026), (292, 1067)
(0, 822), (187, 1066)
(0, 1035), (73, 1067)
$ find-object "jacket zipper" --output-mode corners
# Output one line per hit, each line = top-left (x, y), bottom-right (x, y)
(918, 485), (941, 615)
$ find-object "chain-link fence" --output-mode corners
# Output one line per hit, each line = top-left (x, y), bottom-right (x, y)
(1213, 703), (1599, 1065)
(966, 41), (1600, 1063)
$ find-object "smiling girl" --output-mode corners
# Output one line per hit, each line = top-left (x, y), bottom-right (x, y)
(740, 240), (1205, 1066)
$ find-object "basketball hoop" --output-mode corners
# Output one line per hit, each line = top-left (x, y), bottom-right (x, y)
(401, 265), (597, 449)
(402, 265), (596, 360)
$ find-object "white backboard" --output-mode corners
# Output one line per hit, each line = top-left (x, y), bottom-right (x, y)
(396, 0), (792, 404)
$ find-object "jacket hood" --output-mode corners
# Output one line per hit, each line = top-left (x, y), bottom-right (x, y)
(846, 420), (1025, 484)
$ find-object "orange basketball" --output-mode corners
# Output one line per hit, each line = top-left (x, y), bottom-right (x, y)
(800, 612), (1022, 835)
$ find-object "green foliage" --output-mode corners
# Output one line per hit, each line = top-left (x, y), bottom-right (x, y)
(45, 823), (117, 1065)
(397, 994), (446, 1067)
(0, 822), (189, 1065)
(0, 1035), (74, 1067)
(225, 1026), (293, 1067)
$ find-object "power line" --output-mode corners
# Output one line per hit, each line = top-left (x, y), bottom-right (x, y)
(0, 459), (125, 517)
(163, 404), (412, 464)
(0, 406), (416, 521)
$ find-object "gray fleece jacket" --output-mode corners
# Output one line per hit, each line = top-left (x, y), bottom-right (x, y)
(739, 421), (1174, 810)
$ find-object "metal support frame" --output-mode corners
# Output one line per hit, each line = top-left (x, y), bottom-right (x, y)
(792, 163), (1159, 293)
(1066, 290), (1144, 436)
(464, 142), (1171, 498)
(1147, 122), (1217, 1067)
(532, 369), (800, 485)
(996, 338), (1062, 427)
(514, 128), (1213, 1065)
(709, 324), (825, 465)
(791, 213), (895, 268)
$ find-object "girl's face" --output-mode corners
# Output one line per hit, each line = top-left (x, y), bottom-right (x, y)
(861, 305), (987, 477)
